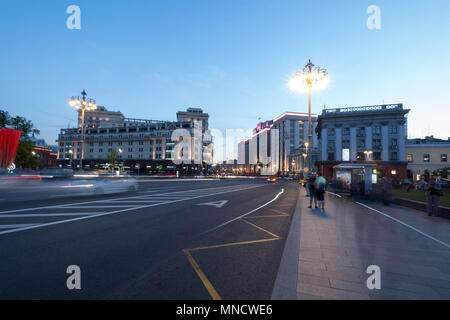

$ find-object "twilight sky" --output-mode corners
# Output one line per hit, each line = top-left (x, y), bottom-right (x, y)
(1, 0), (449, 153)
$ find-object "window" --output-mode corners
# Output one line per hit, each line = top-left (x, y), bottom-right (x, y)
(128, 148), (133, 152)
(424, 154), (430, 162)
(356, 152), (365, 160)
(388, 125), (398, 134)
(372, 139), (382, 148)
(356, 127), (365, 137)
(342, 128), (350, 135)
(390, 152), (398, 161)
(139, 141), (144, 146)
(98, 149), (103, 153)
(357, 139), (365, 148)
(373, 152), (381, 160)
(128, 141), (133, 146)
(407, 154), (413, 162)
(328, 152), (335, 161)
(441, 154), (448, 162)
(372, 126), (381, 135)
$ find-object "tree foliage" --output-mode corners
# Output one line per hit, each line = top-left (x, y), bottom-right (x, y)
(107, 149), (120, 166)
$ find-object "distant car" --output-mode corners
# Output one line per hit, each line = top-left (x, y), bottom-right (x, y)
(63, 177), (138, 196)
(267, 176), (277, 183)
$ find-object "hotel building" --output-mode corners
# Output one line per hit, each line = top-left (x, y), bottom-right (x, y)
(57, 107), (210, 172)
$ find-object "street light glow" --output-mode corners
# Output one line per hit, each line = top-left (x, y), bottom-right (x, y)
(288, 61), (329, 93)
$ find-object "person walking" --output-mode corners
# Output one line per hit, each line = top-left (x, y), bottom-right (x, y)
(308, 174), (317, 208)
(315, 172), (327, 210)
(427, 178), (443, 217)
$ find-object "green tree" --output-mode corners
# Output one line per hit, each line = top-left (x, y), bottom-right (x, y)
(9, 115), (40, 140)
(0, 110), (10, 127)
(107, 149), (120, 166)
(14, 140), (42, 169)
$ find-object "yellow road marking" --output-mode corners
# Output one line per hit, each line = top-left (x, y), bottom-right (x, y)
(183, 187), (289, 300)
(240, 218), (280, 239)
(245, 214), (289, 219)
(265, 208), (291, 216)
(183, 249), (222, 300)
(188, 237), (280, 252)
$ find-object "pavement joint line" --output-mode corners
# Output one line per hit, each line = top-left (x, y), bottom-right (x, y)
(355, 201), (450, 249)
(0, 184), (268, 236)
(0, 183), (262, 215)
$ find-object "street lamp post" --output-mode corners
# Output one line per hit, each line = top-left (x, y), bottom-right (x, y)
(289, 59), (329, 173)
(69, 90), (97, 170)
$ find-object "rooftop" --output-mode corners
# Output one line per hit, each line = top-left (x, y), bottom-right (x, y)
(322, 103), (405, 116)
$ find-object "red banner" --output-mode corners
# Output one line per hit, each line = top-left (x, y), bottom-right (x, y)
(0, 127), (22, 168)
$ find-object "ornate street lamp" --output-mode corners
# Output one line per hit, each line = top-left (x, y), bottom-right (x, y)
(289, 59), (329, 173)
(69, 90), (97, 169)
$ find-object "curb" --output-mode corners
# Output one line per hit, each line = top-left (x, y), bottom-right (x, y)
(271, 188), (303, 300)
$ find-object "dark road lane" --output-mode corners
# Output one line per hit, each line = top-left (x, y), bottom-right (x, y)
(0, 179), (299, 299)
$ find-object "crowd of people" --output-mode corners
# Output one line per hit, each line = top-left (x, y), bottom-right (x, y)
(300, 172), (446, 217)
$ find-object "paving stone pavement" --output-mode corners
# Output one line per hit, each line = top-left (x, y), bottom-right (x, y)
(292, 189), (450, 300)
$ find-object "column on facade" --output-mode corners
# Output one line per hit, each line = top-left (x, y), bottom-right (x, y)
(350, 127), (357, 161)
(321, 128), (328, 161)
(335, 127), (342, 161)
(398, 124), (406, 161)
(381, 125), (389, 161)
(365, 126), (373, 159)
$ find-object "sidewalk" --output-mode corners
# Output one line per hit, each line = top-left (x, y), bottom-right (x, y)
(272, 187), (450, 300)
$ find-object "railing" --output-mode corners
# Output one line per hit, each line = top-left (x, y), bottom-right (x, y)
(323, 104), (403, 115)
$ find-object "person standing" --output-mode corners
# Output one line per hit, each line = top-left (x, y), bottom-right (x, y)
(427, 178), (443, 217)
(308, 174), (317, 208)
(315, 172), (327, 210)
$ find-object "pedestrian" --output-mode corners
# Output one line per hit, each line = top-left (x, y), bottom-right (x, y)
(315, 172), (327, 210)
(308, 174), (317, 208)
(427, 178), (443, 217)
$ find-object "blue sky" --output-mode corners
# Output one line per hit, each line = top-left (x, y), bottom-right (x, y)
(1, 0), (449, 148)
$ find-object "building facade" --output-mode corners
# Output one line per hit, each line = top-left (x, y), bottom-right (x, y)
(237, 112), (319, 176)
(57, 107), (211, 172)
(406, 136), (450, 180)
(316, 103), (410, 180)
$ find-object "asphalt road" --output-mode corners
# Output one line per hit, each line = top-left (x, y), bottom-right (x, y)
(0, 178), (299, 299)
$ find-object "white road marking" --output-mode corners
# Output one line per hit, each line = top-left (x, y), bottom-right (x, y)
(0, 224), (40, 229)
(0, 184), (268, 236)
(0, 213), (98, 218)
(53, 205), (141, 209)
(206, 188), (285, 233)
(197, 200), (229, 208)
(355, 202), (450, 249)
(326, 191), (342, 198)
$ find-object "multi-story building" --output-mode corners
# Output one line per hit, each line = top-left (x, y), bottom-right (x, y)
(273, 112), (319, 176)
(237, 112), (319, 176)
(57, 107), (210, 172)
(406, 136), (450, 180)
(316, 103), (410, 181)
